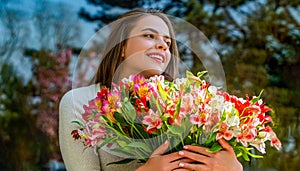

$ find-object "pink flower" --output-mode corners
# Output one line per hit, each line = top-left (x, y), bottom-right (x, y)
(142, 109), (163, 134)
(92, 126), (106, 138)
(236, 124), (257, 147)
(216, 122), (233, 141)
(82, 100), (98, 121)
(190, 103), (211, 127)
(180, 94), (194, 115)
(271, 137), (282, 150)
(83, 121), (106, 147)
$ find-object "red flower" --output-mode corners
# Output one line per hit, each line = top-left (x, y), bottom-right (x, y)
(71, 130), (81, 140)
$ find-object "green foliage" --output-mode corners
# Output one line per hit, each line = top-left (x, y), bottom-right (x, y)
(0, 63), (41, 170)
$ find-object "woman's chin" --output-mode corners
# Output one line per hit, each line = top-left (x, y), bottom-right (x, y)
(139, 69), (163, 78)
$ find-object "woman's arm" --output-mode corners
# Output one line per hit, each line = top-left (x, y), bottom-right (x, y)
(59, 89), (101, 171)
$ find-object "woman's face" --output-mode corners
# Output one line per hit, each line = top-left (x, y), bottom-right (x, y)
(123, 15), (172, 78)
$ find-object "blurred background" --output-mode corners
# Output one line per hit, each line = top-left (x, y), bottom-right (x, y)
(0, 0), (299, 170)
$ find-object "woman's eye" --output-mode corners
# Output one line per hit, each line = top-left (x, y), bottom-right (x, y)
(165, 40), (171, 47)
(144, 34), (155, 39)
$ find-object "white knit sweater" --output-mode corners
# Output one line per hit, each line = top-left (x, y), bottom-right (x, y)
(59, 84), (141, 171)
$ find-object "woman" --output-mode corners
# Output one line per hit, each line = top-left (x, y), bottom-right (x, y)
(59, 8), (243, 171)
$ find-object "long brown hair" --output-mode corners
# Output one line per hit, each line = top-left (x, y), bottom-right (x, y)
(94, 8), (179, 87)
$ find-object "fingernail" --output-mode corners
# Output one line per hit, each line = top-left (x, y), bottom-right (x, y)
(178, 151), (184, 155)
(164, 140), (168, 144)
(179, 162), (184, 167)
(183, 146), (188, 149)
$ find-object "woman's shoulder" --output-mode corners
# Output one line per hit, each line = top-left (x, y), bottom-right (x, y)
(60, 84), (100, 108)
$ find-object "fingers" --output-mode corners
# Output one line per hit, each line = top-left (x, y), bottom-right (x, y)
(173, 169), (192, 171)
(150, 141), (184, 162)
(150, 140), (169, 157)
(167, 158), (195, 170)
(178, 162), (208, 171)
(217, 139), (234, 152)
(178, 149), (213, 166)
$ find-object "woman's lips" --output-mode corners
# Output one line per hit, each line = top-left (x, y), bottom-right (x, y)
(147, 52), (165, 63)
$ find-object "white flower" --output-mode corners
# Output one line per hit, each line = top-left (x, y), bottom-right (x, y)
(223, 101), (234, 114)
(208, 86), (218, 95)
(226, 115), (240, 127)
(209, 94), (224, 114)
(250, 139), (266, 154)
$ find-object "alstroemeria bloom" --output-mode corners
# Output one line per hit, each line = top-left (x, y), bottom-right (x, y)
(237, 124), (257, 147)
(142, 109), (163, 134)
(180, 94), (194, 115)
(190, 103), (211, 127)
(250, 138), (266, 154)
(271, 137), (282, 150)
(216, 122), (233, 141)
(82, 99), (99, 121)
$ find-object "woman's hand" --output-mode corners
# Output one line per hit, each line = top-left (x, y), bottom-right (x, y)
(135, 141), (193, 171)
(177, 139), (243, 171)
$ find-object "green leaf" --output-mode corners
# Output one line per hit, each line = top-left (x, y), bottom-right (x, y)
(120, 85), (129, 100)
(175, 98), (182, 118)
(71, 120), (84, 128)
(207, 142), (222, 152)
(242, 154), (250, 161)
(204, 132), (217, 145)
(251, 89), (264, 104)
(186, 70), (194, 77)
(247, 151), (264, 159)
(236, 151), (243, 158)
(100, 115), (113, 126)
(183, 135), (193, 145)
(122, 101), (137, 122)
(114, 112), (129, 126)
(241, 149), (250, 161)
(197, 71), (208, 78)
(157, 81), (167, 102)
(116, 140), (128, 147)
(96, 136), (116, 151)
(169, 125), (183, 136)
(134, 123), (150, 139)
(126, 142), (152, 153)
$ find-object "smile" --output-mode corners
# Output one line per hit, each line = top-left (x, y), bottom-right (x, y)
(147, 53), (165, 63)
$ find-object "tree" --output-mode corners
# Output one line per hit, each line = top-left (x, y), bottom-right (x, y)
(0, 0), (29, 63)
(0, 0), (81, 169)
(34, 0), (82, 50)
(0, 63), (40, 171)
(79, 0), (188, 29)
(183, 0), (299, 170)
(30, 48), (72, 139)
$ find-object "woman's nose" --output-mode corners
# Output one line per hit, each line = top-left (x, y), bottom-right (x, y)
(155, 38), (169, 51)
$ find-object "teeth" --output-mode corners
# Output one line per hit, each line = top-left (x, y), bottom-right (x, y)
(149, 55), (163, 62)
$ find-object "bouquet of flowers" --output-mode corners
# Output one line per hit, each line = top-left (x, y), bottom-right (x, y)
(71, 71), (281, 164)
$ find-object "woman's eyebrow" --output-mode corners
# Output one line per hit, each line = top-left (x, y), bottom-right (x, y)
(141, 28), (170, 39)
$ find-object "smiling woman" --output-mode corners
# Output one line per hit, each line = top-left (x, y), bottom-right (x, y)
(119, 15), (172, 82)
(59, 8), (242, 171)
(59, 8), (180, 171)
(93, 9), (179, 89)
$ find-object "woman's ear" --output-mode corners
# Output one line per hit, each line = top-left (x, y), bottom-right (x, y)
(122, 50), (125, 58)
(121, 46), (125, 58)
